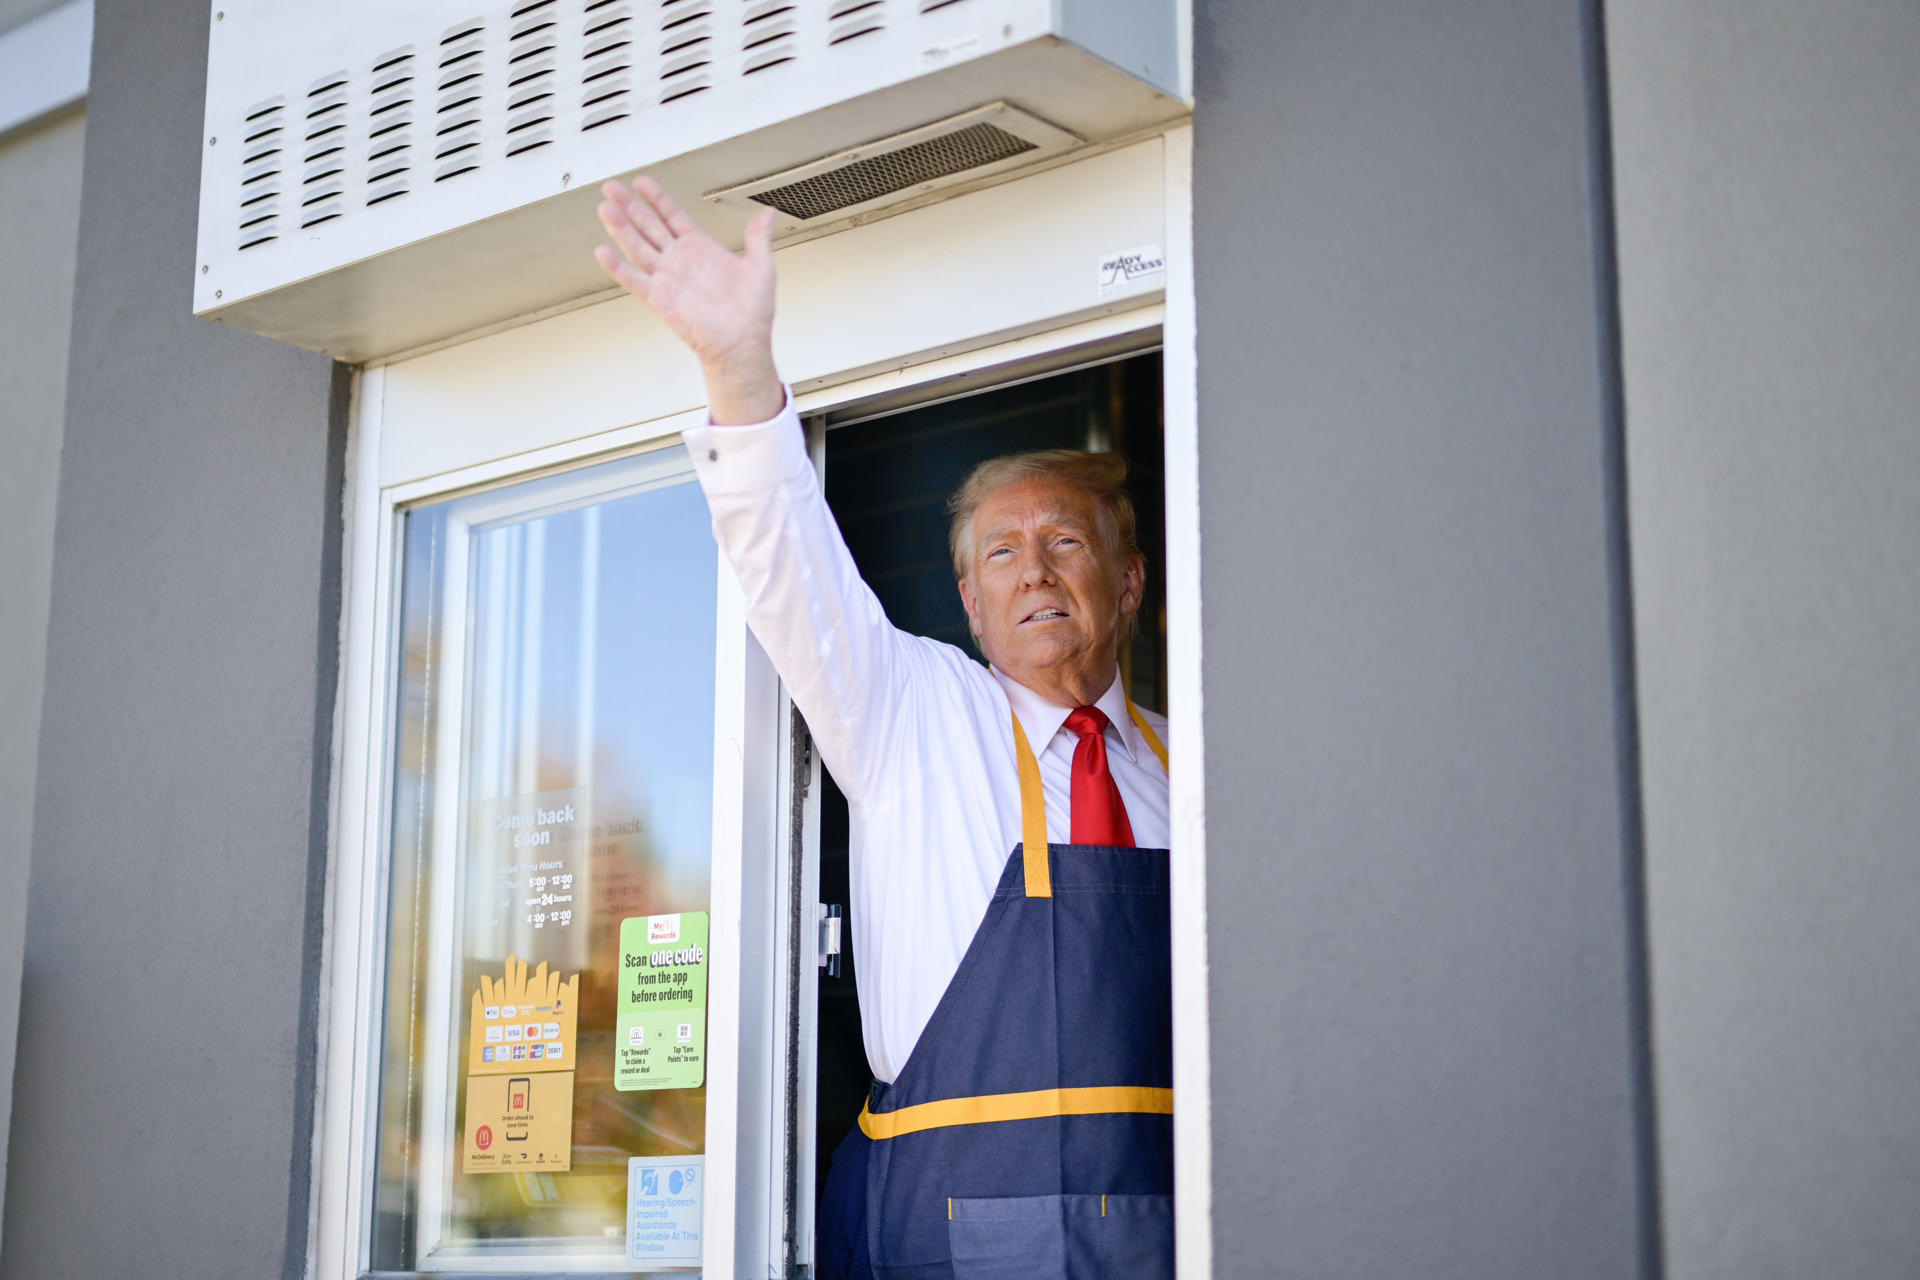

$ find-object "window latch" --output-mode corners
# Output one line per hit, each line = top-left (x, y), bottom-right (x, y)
(818, 903), (843, 978)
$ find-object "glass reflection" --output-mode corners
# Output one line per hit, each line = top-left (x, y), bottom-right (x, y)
(372, 445), (717, 1271)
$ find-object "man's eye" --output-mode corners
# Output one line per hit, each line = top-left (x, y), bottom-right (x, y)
(987, 546), (1013, 559)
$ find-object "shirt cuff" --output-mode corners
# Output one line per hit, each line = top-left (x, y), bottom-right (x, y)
(684, 386), (808, 496)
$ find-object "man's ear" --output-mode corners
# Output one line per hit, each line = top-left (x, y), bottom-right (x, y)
(958, 575), (984, 637)
(1119, 553), (1146, 618)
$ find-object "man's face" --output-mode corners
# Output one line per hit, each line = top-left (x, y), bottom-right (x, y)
(957, 477), (1144, 696)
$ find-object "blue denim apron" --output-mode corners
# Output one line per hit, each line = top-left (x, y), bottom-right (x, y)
(824, 702), (1174, 1280)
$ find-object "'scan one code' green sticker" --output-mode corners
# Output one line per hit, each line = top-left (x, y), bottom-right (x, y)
(615, 913), (709, 1091)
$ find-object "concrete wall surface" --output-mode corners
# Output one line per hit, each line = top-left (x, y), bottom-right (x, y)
(0, 0), (342, 1275)
(1608, 4), (1920, 1277)
(0, 0), (69, 34)
(0, 105), (85, 1259)
(1191, 1), (1654, 1275)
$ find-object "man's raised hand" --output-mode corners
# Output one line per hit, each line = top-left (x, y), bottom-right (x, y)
(594, 176), (785, 425)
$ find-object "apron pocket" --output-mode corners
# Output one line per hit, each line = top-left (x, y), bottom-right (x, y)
(949, 1194), (1172, 1279)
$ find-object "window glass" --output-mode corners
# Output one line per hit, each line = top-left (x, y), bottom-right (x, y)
(370, 444), (718, 1272)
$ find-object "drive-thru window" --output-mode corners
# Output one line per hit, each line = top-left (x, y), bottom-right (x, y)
(351, 338), (1170, 1273)
(189, 1), (1200, 1272)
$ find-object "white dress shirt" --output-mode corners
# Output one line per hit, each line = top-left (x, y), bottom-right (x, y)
(684, 393), (1170, 1083)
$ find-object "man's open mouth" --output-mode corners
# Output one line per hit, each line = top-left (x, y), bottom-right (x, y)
(1023, 607), (1069, 622)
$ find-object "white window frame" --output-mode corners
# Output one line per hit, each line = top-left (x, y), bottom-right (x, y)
(311, 124), (1207, 1279)
(322, 401), (781, 1277)
(381, 442), (729, 1273)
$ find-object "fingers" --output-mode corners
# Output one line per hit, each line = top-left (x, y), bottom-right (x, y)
(605, 177), (678, 252)
(623, 190), (677, 253)
(745, 207), (776, 263)
(597, 199), (661, 271)
(633, 175), (699, 238)
(594, 245), (653, 300)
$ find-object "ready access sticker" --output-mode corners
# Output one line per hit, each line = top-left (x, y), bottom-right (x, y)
(1098, 243), (1167, 298)
(627, 1155), (703, 1265)
(616, 913), (709, 1091)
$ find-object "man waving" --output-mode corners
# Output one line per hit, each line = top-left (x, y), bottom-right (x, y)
(597, 178), (1174, 1280)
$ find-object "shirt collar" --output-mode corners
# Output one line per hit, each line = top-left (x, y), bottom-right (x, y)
(991, 667), (1138, 762)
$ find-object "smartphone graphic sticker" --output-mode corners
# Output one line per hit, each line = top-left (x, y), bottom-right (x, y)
(507, 1076), (531, 1139)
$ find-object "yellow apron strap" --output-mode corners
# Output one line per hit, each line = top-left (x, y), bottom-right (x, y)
(861, 696), (1175, 1144)
(859, 1084), (1174, 1141)
(1014, 696), (1166, 899)
(1012, 712), (1051, 898)
(1124, 694), (1170, 774)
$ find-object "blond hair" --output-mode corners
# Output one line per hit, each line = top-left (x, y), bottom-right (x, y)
(946, 449), (1139, 580)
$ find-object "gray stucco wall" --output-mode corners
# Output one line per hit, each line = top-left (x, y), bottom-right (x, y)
(0, 0), (343, 1274)
(0, 0), (69, 33)
(0, 105), (86, 1257)
(1607, 5), (1920, 1278)
(1191, 2), (1653, 1275)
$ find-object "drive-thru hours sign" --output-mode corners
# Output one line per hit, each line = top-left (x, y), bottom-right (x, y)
(615, 913), (710, 1091)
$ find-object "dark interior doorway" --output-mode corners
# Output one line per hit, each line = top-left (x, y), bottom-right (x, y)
(812, 349), (1167, 1210)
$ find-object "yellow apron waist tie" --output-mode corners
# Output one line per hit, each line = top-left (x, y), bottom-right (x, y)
(859, 1084), (1174, 1141)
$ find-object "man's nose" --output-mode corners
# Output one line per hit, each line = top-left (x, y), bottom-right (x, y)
(1018, 545), (1057, 585)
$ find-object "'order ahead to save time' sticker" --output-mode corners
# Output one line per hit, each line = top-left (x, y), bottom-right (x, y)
(615, 912), (709, 1092)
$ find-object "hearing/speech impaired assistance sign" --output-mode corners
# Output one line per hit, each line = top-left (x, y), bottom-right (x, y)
(615, 913), (710, 1091)
(628, 1155), (703, 1265)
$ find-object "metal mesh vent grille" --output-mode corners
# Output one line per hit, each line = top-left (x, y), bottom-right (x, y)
(752, 121), (1036, 220)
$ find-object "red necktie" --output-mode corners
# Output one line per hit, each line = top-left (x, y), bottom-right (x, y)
(1065, 706), (1135, 847)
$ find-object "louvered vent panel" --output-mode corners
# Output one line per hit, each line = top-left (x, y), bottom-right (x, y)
(300, 74), (349, 228)
(828, 0), (884, 45)
(580, 0), (635, 131)
(434, 20), (485, 181)
(198, 0), (1189, 356)
(741, 2), (797, 76)
(658, 0), (714, 103)
(752, 120), (1036, 220)
(507, 0), (560, 155)
(365, 46), (417, 206)
(237, 96), (287, 250)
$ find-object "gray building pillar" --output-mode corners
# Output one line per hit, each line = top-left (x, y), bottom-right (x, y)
(1191, 2), (1654, 1275)
(1, 0), (343, 1274)
(0, 101), (86, 1261)
(1609, 4), (1920, 1276)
